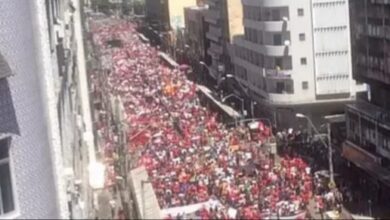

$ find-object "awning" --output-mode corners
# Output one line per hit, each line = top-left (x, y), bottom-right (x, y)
(158, 52), (179, 68)
(342, 141), (390, 187)
(197, 85), (241, 118)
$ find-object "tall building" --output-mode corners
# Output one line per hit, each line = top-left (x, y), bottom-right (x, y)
(184, 5), (211, 80)
(144, 0), (197, 55)
(343, 0), (390, 211)
(0, 0), (96, 219)
(205, 0), (244, 82)
(232, 0), (365, 128)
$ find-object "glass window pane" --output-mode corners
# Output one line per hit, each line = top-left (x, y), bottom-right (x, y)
(0, 139), (9, 160)
(0, 163), (14, 214)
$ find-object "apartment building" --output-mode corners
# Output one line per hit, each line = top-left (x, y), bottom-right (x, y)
(343, 0), (390, 210)
(0, 0), (95, 218)
(144, 0), (197, 55)
(205, 0), (243, 82)
(231, 0), (365, 128)
(184, 5), (211, 81)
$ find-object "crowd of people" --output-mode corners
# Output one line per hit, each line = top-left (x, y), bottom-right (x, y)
(89, 18), (313, 219)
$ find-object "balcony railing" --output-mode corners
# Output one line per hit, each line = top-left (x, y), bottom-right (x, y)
(264, 69), (291, 78)
(347, 100), (390, 129)
(209, 26), (222, 37)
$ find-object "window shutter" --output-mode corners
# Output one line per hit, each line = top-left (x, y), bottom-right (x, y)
(0, 52), (12, 79)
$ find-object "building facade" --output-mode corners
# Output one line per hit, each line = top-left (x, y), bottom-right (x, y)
(343, 0), (390, 211)
(0, 0), (95, 219)
(184, 5), (211, 82)
(232, 0), (365, 128)
(144, 0), (197, 57)
(205, 0), (244, 81)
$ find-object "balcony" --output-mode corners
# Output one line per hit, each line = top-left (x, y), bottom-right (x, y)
(347, 100), (390, 130)
(204, 9), (220, 25)
(209, 42), (223, 55)
(206, 31), (220, 42)
(208, 26), (222, 38)
(235, 36), (290, 57)
(207, 48), (221, 60)
(267, 93), (302, 106)
(264, 69), (292, 79)
(243, 0), (290, 7)
(244, 19), (289, 32)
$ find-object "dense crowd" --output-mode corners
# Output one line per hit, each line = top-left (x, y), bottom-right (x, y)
(90, 18), (313, 219)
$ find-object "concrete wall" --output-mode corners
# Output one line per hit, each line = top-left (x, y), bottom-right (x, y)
(312, 0), (358, 96)
(0, 0), (61, 218)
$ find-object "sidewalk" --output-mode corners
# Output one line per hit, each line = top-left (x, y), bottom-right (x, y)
(96, 187), (123, 219)
(307, 199), (353, 219)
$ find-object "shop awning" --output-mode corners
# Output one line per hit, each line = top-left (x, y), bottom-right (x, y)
(158, 52), (179, 68)
(342, 141), (390, 187)
(197, 85), (241, 119)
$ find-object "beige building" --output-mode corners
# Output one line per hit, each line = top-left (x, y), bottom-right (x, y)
(205, 0), (243, 81)
(145, 0), (197, 30)
(144, 0), (197, 56)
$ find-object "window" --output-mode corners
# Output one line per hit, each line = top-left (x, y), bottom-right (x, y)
(0, 52), (12, 79)
(299, 33), (306, 41)
(275, 58), (283, 68)
(272, 9), (281, 21)
(298, 8), (304, 16)
(302, 81), (309, 90)
(301, 57), (307, 65)
(0, 138), (14, 215)
(273, 34), (282, 45)
(276, 82), (285, 93)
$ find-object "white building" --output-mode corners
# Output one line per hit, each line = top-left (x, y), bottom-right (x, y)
(0, 0), (96, 219)
(232, 0), (366, 128)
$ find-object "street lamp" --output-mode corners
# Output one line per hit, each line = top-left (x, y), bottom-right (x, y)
(296, 113), (335, 188)
(219, 74), (258, 118)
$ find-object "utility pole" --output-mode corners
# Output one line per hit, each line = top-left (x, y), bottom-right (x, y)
(327, 122), (335, 188)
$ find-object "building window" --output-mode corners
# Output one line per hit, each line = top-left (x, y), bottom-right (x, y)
(298, 8), (304, 16)
(300, 58), (307, 65)
(273, 34), (282, 45)
(0, 138), (14, 215)
(0, 52), (12, 79)
(276, 82), (285, 93)
(302, 81), (308, 90)
(299, 33), (306, 41)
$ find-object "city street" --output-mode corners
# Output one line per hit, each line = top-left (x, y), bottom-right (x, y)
(86, 15), (351, 219)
